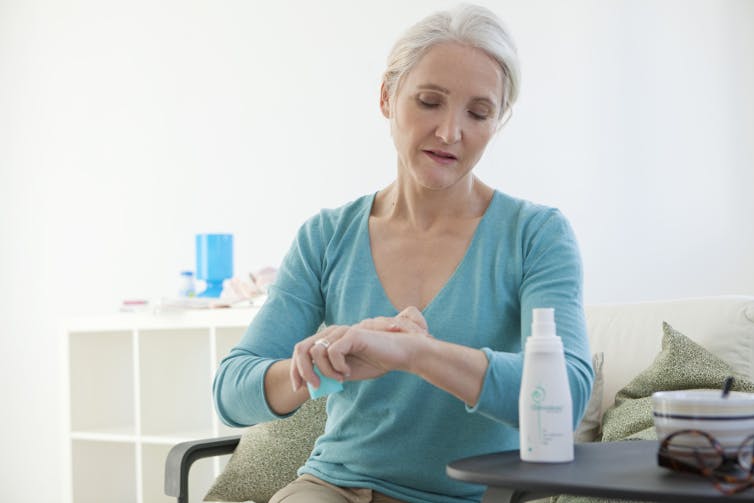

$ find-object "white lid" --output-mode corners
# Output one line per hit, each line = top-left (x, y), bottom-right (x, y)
(532, 308), (555, 324)
(531, 308), (556, 338)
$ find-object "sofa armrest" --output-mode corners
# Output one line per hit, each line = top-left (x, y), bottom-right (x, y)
(164, 435), (241, 503)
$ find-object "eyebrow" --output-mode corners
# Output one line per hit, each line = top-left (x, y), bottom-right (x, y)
(417, 83), (451, 94)
(416, 83), (498, 108)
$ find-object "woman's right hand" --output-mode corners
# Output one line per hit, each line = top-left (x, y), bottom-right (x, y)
(289, 324), (351, 393)
(290, 307), (430, 392)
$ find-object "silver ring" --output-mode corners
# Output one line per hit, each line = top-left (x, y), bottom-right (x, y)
(315, 339), (330, 349)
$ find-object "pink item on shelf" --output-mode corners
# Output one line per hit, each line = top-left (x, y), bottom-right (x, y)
(227, 266), (278, 300)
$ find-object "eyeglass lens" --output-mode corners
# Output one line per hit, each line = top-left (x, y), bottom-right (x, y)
(665, 431), (723, 470)
(738, 436), (754, 471)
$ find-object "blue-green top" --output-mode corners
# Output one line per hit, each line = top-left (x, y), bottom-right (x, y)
(213, 190), (593, 503)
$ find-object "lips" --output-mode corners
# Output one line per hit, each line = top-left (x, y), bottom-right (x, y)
(423, 149), (458, 164)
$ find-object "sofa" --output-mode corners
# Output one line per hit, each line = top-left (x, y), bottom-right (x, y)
(165, 295), (754, 503)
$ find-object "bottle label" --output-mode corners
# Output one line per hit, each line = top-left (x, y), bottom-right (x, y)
(527, 385), (566, 446)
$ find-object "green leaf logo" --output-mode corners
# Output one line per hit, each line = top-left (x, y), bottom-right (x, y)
(531, 386), (545, 404)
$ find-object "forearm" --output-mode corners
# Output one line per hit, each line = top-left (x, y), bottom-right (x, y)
(213, 351), (284, 427)
(264, 359), (311, 415)
(214, 351), (309, 426)
(409, 336), (489, 407)
(467, 348), (593, 428)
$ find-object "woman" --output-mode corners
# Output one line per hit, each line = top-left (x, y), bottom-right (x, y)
(214, 4), (593, 503)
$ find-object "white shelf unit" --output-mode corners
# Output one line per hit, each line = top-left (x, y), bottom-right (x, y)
(62, 306), (258, 503)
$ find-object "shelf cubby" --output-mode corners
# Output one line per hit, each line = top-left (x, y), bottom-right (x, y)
(69, 331), (135, 434)
(138, 328), (213, 437)
(71, 439), (137, 503)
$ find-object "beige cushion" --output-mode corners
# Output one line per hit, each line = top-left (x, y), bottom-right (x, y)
(585, 296), (754, 417)
(574, 352), (604, 443)
(204, 398), (326, 503)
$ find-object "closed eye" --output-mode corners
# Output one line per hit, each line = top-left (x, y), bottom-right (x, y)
(417, 98), (440, 109)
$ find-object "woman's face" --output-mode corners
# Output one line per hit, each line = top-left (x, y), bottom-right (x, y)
(382, 42), (503, 192)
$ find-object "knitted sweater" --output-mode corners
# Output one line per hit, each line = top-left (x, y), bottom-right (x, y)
(213, 190), (594, 503)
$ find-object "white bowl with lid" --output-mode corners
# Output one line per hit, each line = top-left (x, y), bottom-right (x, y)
(652, 389), (754, 453)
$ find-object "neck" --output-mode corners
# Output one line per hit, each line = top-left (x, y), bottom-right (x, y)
(374, 175), (493, 231)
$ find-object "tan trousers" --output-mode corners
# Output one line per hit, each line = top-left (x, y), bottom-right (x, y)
(269, 474), (409, 503)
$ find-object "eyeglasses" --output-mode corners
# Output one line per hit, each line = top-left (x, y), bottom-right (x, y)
(658, 429), (754, 495)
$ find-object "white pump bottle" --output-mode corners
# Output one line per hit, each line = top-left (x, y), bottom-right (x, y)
(519, 308), (574, 462)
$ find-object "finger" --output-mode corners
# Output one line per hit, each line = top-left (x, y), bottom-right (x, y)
(290, 359), (304, 392)
(397, 306), (428, 331)
(292, 325), (345, 390)
(358, 316), (422, 333)
(388, 315), (428, 334)
(310, 327), (348, 381)
(327, 331), (355, 378)
(292, 340), (319, 389)
(356, 317), (395, 331)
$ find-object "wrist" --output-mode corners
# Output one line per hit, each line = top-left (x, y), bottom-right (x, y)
(402, 338), (488, 405)
(404, 332), (436, 376)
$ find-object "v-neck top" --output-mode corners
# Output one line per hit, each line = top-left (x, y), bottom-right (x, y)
(213, 190), (594, 503)
(366, 193), (488, 314)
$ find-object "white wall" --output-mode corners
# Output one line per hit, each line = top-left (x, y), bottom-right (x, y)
(1, 0), (752, 500)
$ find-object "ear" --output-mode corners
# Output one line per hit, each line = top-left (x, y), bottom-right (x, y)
(379, 81), (391, 118)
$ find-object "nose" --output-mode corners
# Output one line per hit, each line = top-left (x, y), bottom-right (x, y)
(435, 110), (462, 145)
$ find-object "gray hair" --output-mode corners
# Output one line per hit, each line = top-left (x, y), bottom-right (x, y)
(383, 4), (520, 123)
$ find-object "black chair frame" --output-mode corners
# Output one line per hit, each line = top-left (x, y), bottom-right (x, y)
(164, 435), (242, 503)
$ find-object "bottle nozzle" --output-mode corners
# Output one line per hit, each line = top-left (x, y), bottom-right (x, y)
(531, 308), (557, 338)
(533, 308), (555, 324)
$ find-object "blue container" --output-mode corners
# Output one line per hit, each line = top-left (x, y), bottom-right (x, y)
(195, 233), (233, 297)
(307, 366), (344, 399)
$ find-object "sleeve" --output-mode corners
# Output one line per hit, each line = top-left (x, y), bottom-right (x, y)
(467, 209), (594, 428)
(212, 214), (328, 427)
